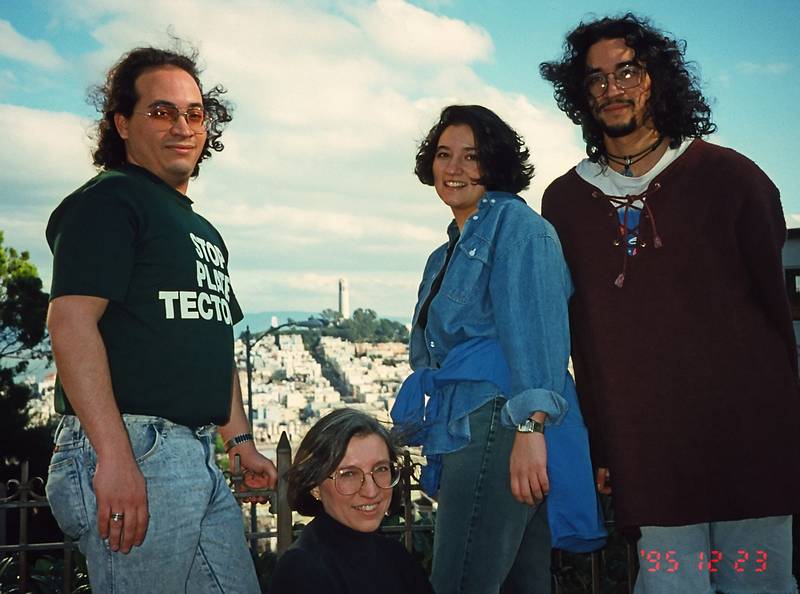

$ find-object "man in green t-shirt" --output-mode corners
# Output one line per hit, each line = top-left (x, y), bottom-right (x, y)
(44, 46), (274, 593)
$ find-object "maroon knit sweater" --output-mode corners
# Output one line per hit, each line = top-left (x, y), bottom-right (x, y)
(542, 139), (800, 529)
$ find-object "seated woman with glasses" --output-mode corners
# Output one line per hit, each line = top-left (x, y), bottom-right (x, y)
(269, 408), (434, 594)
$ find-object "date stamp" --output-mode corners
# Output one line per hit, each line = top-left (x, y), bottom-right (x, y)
(639, 549), (768, 574)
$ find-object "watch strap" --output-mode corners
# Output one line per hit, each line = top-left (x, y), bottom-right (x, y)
(224, 432), (254, 452)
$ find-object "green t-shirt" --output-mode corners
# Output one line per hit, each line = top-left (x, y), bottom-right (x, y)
(46, 164), (244, 427)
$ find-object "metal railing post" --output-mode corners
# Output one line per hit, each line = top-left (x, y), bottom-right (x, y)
(0, 482), (6, 546)
(243, 326), (258, 553)
(276, 431), (292, 555)
(401, 450), (413, 553)
(18, 461), (29, 593)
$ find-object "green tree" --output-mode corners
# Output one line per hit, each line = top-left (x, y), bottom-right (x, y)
(319, 308), (343, 324)
(0, 231), (52, 480)
(319, 308), (409, 343)
(375, 317), (409, 343)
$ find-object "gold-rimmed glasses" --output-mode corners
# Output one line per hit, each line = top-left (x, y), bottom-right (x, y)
(134, 103), (207, 133)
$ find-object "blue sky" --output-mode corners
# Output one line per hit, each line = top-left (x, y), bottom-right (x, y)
(1, 0), (798, 316)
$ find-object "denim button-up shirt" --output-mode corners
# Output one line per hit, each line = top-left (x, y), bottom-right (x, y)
(409, 191), (572, 431)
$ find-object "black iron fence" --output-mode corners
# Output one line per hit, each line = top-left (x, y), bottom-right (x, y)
(1, 431), (635, 593)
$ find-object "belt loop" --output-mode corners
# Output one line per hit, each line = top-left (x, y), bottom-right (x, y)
(194, 424), (214, 437)
(53, 415), (66, 443)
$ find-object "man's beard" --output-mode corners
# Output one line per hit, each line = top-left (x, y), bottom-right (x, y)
(600, 117), (638, 138)
(592, 99), (639, 138)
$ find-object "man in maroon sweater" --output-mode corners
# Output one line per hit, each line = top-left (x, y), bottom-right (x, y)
(540, 13), (800, 594)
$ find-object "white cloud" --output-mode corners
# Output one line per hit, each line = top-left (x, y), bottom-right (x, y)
(0, 104), (97, 286)
(0, 104), (96, 195)
(349, 0), (493, 65)
(230, 268), (423, 315)
(0, 20), (65, 69)
(737, 61), (791, 75)
(6, 0), (583, 316)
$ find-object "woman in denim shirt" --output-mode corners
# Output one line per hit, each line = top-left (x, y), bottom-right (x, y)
(392, 105), (588, 594)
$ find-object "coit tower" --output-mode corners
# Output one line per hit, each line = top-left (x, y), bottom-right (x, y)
(338, 278), (350, 319)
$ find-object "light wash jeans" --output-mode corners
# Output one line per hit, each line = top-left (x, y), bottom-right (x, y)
(45, 414), (260, 594)
(431, 398), (552, 594)
(635, 516), (797, 594)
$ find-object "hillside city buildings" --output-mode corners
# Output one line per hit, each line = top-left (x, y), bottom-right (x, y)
(236, 334), (409, 448)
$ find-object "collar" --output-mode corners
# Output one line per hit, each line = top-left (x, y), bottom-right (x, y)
(118, 163), (195, 206)
(447, 191), (525, 235)
(312, 510), (379, 546)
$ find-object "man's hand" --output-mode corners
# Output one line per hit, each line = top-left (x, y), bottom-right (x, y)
(509, 431), (549, 506)
(596, 467), (612, 495)
(94, 454), (148, 554)
(229, 443), (278, 504)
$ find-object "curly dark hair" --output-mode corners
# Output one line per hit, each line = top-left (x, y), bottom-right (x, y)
(415, 104), (534, 194)
(539, 13), (716, 161)
(89, 45), (232, 176)
(285, 408), (401, 518)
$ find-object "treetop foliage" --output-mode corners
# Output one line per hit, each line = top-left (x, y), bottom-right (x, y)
(323, 308), (409, 343)
(0, 231), (52, 476)
(0, 231), (49, 361)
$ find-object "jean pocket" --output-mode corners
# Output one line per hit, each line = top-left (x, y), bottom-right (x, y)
(45, 456), (89, 541)
(127, 422), (163, 466)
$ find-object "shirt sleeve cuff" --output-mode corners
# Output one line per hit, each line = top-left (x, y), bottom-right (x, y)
(500, 388), (569, 428)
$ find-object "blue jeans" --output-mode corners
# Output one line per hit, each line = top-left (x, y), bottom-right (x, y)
(635, 516), (797, 594)
(45, 414), (260, 594)
(431, 398), (551, 594)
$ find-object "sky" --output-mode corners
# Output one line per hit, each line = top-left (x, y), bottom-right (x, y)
(1, 0), (798, 317)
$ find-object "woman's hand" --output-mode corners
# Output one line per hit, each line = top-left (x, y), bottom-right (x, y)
(509, 432), (549, 506)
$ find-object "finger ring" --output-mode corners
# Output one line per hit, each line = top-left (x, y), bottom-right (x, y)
(111, 512), (124, 522)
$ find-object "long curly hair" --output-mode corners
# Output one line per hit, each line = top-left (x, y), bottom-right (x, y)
(415, 105), (534, 194)
(89, 45), (232, 176)
(539, 13), (715, 161)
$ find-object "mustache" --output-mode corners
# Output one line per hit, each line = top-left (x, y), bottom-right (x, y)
(596, 99), (635, 111)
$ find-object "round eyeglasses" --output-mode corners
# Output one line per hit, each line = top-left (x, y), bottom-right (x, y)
(585, 63), (644, 98)
(135, 104), (207, 133)
(327, 463), (401, 495)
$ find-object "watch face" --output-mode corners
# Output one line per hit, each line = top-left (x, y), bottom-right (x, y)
(517, 420), (543, 433)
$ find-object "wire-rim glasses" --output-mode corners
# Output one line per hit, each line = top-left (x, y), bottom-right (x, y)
(585, 63), (644, 98)
(327, 462), (401, 495)
(134, 103), (207, 133)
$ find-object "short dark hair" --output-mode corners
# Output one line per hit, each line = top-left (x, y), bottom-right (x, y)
(415, 104), (534, 194)
(89, 45), (232, 176)
(539, 13), (716, 161)
(286, 408), (401, 517)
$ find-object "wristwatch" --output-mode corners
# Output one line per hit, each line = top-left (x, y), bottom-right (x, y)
(516, 418), (545, 434)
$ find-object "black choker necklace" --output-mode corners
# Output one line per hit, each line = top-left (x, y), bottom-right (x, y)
(605, 136), (664, 177)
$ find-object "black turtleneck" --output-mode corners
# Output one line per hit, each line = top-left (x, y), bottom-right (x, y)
(269, 511), (433, 594)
